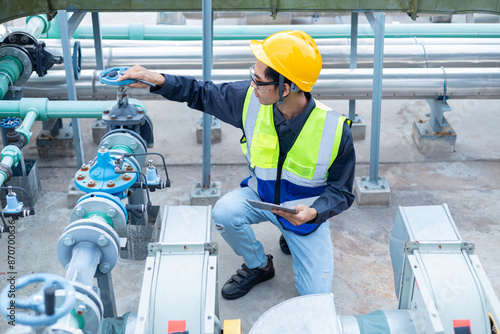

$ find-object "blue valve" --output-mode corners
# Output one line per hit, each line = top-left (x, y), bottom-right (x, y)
(0, 273), (76, 327)
(0, 117), (21, 129)
(146, 160), (160, 185)
(4, 191), (23, 215)
(99, 67), (155, 87)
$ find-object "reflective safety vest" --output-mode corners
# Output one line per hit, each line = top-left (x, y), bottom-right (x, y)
(240, 87), (348, 235)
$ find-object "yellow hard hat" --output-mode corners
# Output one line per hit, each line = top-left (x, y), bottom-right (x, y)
(249, 30), (322, 92)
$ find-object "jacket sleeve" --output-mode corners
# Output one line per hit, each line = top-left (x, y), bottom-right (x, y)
(150, 74), (250, 129)
(311, 121), (356, 224)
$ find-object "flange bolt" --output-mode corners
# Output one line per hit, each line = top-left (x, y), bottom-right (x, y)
(97, 235), (109, 247)
(99, 262), (112, 274)
(74, 207), (85, 217)
(61, 234), (75, 246)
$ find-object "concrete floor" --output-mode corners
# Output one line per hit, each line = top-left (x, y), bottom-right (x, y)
(0, 95), (499, 333)
(1, 10), (500, 334)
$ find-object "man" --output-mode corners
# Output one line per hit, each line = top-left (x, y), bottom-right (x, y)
(119, 30), (355, 300)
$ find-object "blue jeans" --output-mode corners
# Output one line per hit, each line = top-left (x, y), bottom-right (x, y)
(212, 186), (334, 295)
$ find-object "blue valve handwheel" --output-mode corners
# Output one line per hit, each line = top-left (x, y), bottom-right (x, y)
(0, 117), (21, 129)
(73, 41), (82, 80)
(0, 273), (76, 327)
(99, 66), (136, 86)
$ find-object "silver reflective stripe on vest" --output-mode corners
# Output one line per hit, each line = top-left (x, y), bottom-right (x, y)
(252, 166), (276, 180)
(283, 169), (326, 187)
(252, 165), (327, 187)
(243, 92), (261, 162)
(314, 110), (343, 180)
(283, 196), (319, 208)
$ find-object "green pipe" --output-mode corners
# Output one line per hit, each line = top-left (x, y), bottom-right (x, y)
(85, 212), (113, 227)
(0, 145), (22, 186)
(43, 22), (500, 40)
(0, 98), (146, 119)
(15, 108), (39, 145)
(24, 14), (50, 39)
(0, 56), (23, 99)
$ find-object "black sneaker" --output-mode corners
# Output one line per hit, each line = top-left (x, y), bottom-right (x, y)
(279, 234), (291, 255)
(221, 254), (275, 300)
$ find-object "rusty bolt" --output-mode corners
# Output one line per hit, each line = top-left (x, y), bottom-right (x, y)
(126, 165), (134, 171)
(80, 164), (89, 171)
(107, 180), (115, 187)
(76, 173), (85, 180)
(88, 180), (96, 187)
(122, 174), (131, 181)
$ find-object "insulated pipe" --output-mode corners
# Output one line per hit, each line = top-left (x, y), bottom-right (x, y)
(39, 23), (500, 40)
(21, 68), (500, 100)
(44, 42), (500, 70)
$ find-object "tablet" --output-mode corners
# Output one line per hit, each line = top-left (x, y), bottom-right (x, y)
(247, 199), (297, 214)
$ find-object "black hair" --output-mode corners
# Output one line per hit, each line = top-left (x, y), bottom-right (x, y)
(264, 66), (293, 87)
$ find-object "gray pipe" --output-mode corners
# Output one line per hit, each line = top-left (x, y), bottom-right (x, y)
(65, 242), (102, 287)
(44, 41), (500, 70)
(22, 68), (500, 100)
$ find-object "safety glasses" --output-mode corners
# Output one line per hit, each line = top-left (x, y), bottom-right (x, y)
(249, 64), (278, 91)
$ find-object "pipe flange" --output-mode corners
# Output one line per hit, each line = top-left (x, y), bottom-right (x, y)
(0, 163), (12, 183)
(71, 194), (127, 237)
(0, 45), (33, 86)
(5, 31), (37, 47)
(56, 219), (119, 277)
(66, 286), (103, 334)
(100, 130), (148, 166)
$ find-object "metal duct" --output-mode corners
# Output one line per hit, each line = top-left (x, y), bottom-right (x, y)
(22, 68), (500, 100)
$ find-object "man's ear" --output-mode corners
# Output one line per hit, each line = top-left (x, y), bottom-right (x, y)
(282, 82), (291, 96)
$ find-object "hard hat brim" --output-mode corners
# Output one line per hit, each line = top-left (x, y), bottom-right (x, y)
(249, 40), (275, 73)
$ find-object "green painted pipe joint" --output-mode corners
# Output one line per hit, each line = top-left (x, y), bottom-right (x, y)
(85, 212), (114, 227)
(0, 56), (23, 99)
(26, 14), (50, 35)
(129, 22), (145, 40)
(15, 108), (40, 145)
(19, 98), (48, 120)
(1, 145), (22, 167)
